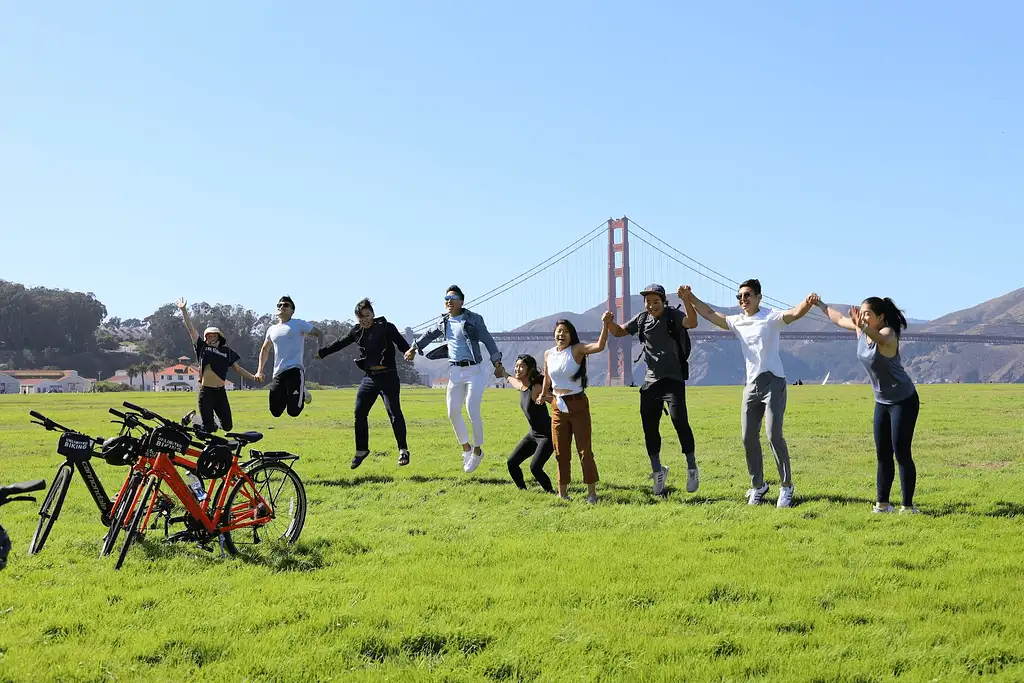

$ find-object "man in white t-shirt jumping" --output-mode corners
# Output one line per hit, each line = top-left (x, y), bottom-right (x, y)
(256, 295), (322, 418)
(684, 280), (819, 508)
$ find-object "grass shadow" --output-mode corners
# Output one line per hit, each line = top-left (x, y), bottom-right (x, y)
(797, 493), (874, 506)
(308, 474), (395, 488)
(986, 501), (1024, 519)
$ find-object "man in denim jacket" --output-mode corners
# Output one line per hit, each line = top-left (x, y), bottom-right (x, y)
(406, 285), (504, 474)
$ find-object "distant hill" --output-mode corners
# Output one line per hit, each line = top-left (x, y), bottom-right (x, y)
(413, 289), (1024, 385)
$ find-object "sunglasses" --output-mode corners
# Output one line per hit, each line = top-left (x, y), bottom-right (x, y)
(736, 292), (756, 301)
(444, 295), (462, 302)
(277, 302), (292, 308)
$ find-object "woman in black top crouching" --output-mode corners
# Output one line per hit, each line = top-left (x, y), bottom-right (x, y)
(499, 354), (555, 493)
(318, 298), (413, 469)
(176, 298), (259, 433)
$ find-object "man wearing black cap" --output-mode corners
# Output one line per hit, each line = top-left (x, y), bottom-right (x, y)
(607, 283), (699, 496)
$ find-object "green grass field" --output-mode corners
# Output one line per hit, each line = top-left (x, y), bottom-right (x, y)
(1, 385), (1022, 682)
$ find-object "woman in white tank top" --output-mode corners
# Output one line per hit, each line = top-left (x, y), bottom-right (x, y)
(539, 312), (613, 503)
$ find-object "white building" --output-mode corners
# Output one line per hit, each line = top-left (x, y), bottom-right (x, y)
(155, 360), (200, 392)
(106, 369), (157, 391)
(11, 370), (95, 394)
(0, 373), (21, 395)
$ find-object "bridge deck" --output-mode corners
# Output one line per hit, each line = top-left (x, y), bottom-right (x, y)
(491, 331), (1024, 345)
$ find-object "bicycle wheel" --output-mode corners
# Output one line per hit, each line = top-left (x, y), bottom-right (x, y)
(100, 471), (143, 557)
(29, 463), (73, 555)
(114, 474), (159, 571)
(221, 462), (306, 558)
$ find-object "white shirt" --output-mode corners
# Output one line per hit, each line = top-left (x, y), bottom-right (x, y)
(546, 346), (582, 412)
(265, 319), (314, 377)
(726, 307), (787, 384)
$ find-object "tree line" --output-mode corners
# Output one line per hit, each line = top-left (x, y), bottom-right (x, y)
(0, 280), (423, 388)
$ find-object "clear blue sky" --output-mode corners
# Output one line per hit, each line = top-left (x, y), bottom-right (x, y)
(2, 1), (1021, 328)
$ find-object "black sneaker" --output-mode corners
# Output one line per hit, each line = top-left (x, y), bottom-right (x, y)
(350, 450), (370, 470)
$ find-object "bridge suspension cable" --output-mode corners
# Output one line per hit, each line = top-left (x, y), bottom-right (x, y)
(627, 217), (832, 324)
(409, 220), (608, 334)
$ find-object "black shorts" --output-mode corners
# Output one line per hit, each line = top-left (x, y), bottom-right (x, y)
(268, 367), (305, 417)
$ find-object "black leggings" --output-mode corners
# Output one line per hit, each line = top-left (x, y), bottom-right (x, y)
(198, 386), (232, 432)
(506, 433), (554, 492)
(354, 371), (407, 451)
(640, 378), (696, 469)
(269, 368), (305, 418)
(874, 391), (920, 506)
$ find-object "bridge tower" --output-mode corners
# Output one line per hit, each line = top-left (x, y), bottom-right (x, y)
(606, 217), (632, 386)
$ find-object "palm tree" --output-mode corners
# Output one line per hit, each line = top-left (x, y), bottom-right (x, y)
(126, 365), (139, 390)
(147, 362), (162, 392)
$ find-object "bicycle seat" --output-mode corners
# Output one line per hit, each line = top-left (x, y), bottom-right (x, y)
(225, 431), (263, 444)
(0, 480), (46, 499)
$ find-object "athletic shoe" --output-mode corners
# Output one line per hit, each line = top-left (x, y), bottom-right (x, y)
(461, 451), (472, 470)
(686, 468), (700, 493)
(746, 483), (769, 505)
(586, 494), (598, 505)
(899, 506), (921, 515)
(777, 485), (795, 508)
(650, 465), (669, 496)
(350, 450), (370, 470)
(303, 389), (312, 405)
(464, 450), (483, 474)
(872, 503), (895, 514)
(398, 449), (410, 466)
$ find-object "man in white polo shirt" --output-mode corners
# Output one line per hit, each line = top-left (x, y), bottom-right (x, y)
(683, 280), (819, 508)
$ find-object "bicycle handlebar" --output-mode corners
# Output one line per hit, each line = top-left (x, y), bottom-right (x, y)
(27, 411), (76, 434)
(0, 480), (46, 505)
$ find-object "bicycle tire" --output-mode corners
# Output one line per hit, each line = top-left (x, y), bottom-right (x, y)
(100, 471), (143, 557)
(114, 475), (159, 570)
(221, 462), (306, 558)
(28, 463), (73, 555)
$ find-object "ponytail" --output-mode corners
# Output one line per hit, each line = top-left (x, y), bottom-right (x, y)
(863, 297), (908, 339)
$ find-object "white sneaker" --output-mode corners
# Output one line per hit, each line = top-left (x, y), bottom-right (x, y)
(303, 389), (312, 405)
(899, 506), (921, 515)
(650, 465), (669, 495)
(461, 451), (472, 470)
(746, 483), (769, 505)
(464, 450), (483, 474)
(686, 468), (700, 493)
(873, 503), (895, 514)
(777, 485), (794, 508)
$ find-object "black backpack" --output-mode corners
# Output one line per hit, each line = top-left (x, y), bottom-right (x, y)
(634, 307), (692, 380)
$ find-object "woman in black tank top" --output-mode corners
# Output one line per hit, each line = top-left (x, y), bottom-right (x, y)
(499, 354), (554, 493)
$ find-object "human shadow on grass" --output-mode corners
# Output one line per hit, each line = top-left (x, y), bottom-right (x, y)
(986, 501), (1024, 519)
(796, 493), (874, 506)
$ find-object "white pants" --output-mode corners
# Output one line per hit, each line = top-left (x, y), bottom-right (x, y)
(446, 364), (486, 448)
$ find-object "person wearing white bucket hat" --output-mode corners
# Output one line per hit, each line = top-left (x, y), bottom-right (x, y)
(176, 298), (259, 432)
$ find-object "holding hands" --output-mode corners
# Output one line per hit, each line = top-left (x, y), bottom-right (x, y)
(677, 285), (693, 302)
(805, 293), (821, 307)
(404, 348), (417, 362)
(601, 311), (614, 326)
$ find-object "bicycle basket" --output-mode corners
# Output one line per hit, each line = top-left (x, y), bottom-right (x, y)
(196, 443), (232, 479)
(149, 426), (191, 455)
(101, 435), (138, 467)
(57, 432), (94, 462)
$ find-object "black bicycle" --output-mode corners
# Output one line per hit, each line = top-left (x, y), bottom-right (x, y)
(1, 480), (46, 570)
(27, 410), (146, 555)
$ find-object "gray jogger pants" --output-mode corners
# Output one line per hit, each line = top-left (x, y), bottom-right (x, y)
(741, 372), (791, 488)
